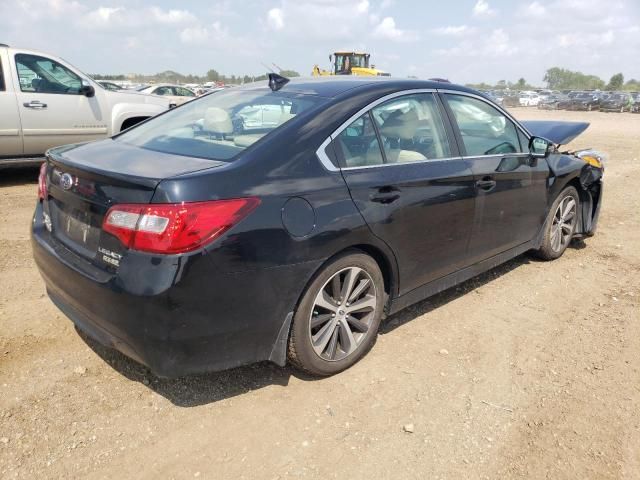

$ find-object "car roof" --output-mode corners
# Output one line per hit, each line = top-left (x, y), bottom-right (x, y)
(239, 76), (478, 98)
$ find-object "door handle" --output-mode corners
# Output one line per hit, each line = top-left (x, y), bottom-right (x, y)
(370, 186), (400, 204)
(23, 101), (48, 109)
(476, 176), (497, 191)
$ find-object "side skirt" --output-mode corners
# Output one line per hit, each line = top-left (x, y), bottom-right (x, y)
(0, 156), (45, 169)
(388, 239), (537, 315)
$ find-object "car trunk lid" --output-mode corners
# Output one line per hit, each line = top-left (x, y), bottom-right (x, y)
(43, 139), (224, 268)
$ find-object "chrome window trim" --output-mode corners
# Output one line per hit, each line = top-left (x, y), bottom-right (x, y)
(330, 88), (438, 140)
(314, 87), (534, 173)
(316, 136), (339, 172)
(341, 156), (462, 171)
(460, 152), (531, 160)
(316, 88), (452, 172)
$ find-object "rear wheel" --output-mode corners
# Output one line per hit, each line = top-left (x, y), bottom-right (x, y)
(534, 186), (579, 260)
(288, 252), (385, 376)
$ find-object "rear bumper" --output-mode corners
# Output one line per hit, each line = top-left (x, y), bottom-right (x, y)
(31, 203), (319, 377)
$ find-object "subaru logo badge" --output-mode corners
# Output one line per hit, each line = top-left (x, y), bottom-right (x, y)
(60, 173), (74, 190)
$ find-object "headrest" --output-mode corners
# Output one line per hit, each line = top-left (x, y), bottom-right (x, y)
(203, 107), (233, 134)
(379, 108), (419, 140)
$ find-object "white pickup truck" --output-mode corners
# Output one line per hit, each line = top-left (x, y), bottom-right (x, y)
(0, 43), (169, 168)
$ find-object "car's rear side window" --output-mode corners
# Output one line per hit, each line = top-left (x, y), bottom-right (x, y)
(371, 94), (451, 163)
(333, 92), (452, 168)
(117, 88), (327, 161)
(0, 58), (5, 91)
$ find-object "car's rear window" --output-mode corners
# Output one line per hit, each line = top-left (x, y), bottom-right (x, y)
(117, 87), (327, 161)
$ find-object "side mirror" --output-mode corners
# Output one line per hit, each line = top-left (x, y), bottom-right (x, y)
(80, 84), (95, 98)
(329, 54), (333, 63)
(529, 136), (551, 158)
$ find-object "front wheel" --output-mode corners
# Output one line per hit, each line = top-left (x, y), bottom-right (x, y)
(288, 252), (385, 376)
(534, 186), (580, 260)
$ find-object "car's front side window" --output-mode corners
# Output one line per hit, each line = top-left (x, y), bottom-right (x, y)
(154, 86), (173, 96)
(445, 94), (523, 156)
(15, 54), (82, 94)
(176, 87), (195, 97)
(371, 94), (451, 163)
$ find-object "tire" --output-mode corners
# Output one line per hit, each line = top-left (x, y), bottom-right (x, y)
(288, 252), (385, 376)
(534, 186), (580, 261)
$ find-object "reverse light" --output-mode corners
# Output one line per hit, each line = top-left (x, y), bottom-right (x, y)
(37, 162), (47, 200)
(102, 198), (260, 254)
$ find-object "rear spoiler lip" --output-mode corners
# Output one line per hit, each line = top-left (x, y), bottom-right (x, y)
(520, 120), (590, 147)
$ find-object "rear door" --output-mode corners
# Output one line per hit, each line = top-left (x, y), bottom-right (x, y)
(441, 92), (549, 263)
(335, 92), (476, 295)
(12, 52), (108, 155)
(0, 51), (23, 157)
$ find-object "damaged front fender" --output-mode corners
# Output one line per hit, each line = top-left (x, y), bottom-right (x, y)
(546, 150), (604, 238)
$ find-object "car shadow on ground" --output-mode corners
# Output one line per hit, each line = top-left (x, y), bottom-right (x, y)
(78, 245), (586, 408)
(0, 167), (40, 188)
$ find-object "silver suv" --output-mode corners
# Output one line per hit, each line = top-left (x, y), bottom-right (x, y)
(0, 43), (170, 168)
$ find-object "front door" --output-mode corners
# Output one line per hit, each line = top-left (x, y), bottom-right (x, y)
(0, 54), (23, 157)
(337, 93), (476, 295)
(442, 93), (549, 263)
(12, 52), (107, 155)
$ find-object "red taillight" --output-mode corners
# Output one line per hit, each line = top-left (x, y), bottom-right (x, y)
(37, 162), (47, 200)
(102, 198), (260, 254)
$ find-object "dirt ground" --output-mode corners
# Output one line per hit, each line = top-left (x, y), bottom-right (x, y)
(1, 108), (639, 479)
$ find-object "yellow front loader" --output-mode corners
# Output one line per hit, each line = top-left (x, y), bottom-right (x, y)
(312, 52), (389, 77)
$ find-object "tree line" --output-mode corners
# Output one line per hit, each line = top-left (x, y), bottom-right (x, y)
(467, 68), (640, 91)
(91, 69), (301, 85)
(92, 66), (640, 91)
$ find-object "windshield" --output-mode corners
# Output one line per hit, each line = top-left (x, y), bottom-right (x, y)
(116, 88), (326, 161)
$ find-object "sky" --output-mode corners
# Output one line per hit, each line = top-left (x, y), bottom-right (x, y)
(1, 0), (639, 85)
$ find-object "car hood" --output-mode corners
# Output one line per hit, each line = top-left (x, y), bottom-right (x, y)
(103, 89), (169, 107)
(521, 121), (590, 146)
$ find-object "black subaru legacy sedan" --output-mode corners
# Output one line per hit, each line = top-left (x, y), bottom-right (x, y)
(32, 76), (604, 377)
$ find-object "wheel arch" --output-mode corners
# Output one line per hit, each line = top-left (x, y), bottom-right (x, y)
(269, 241), (399, 367)
(120, 116), (150, 132)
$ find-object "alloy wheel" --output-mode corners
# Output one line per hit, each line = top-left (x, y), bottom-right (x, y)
(550, 195), (577, 252)
(309, 267), (377, 361)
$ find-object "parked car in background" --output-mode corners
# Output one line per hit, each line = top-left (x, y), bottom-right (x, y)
(98, 81), (122, 92)
(519, 92), (540, 107)
(568, 92), (600, 111)
(480, 90), (503, 106)
(538, 93), (567, 110)
(600, 93), (634, 112)
(631, 93), (640, 113)
(32, 76), (604, 377)
(138, 84), (196, 107)
(0, 43), (170, 168)
(502, 92), (521, 107)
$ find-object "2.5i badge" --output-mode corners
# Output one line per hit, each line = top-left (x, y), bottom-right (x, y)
(98, 246), (122, 267)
